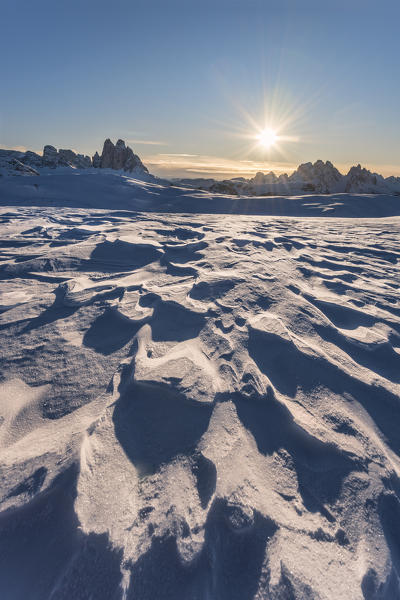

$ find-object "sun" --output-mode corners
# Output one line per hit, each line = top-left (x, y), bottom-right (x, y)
(256, 128), (278, 149)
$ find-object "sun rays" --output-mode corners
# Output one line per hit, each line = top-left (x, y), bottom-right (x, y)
(256, 128), (279, 149)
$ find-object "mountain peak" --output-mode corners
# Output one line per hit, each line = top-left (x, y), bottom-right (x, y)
(175, 159), (400, 196)
(98, 138), (148, 173)
(0, 138), (149, 176)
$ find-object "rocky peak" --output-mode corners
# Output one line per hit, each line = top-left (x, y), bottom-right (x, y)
(252, 171), (266, 185)
(92, 151), (101, 168)
(250, 171), (279, 185)
(99, 139), (115, 169)
(290, 160), (342, 193)
(42, 145), (58, 166)
(0, 138), (150, 177)
(98, 138), (148, 173)
(42, 145), (91, 168)
(114, 139), (128, 170)
(264, 171), (278, 184)
(346, 164), (376, 182)
(345, 164), (381, 192)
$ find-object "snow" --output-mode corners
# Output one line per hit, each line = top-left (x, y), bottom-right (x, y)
(0, 170), (400, 599)
(0, 170), (400, 217)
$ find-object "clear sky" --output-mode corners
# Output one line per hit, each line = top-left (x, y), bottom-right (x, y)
(1, 0), (399, 178)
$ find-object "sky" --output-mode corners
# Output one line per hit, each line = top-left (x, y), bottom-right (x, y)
(1, 0), (399, 179)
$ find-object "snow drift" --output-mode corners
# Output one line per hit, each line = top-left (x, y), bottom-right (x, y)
(0, 172), (400, 599)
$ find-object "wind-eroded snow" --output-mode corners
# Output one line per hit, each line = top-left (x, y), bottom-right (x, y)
(0, 174), (400, 599)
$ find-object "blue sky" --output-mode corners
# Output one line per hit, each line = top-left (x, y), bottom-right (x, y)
(1, 0), (399, 178)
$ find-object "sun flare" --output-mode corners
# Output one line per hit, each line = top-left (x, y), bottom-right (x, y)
(256, 128), (278, 149)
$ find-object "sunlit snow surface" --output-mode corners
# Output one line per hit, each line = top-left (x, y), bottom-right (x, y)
(1, 173), (400, 599)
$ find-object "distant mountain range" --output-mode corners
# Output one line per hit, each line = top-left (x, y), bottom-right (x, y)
(174, 160), (400, 196)
(1, 140), (399, 196)
(0, 138), (148, 178)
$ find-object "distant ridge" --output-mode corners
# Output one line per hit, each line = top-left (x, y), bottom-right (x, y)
(175, 160), (400, 196)
(0, 139), (148, 177)
(1, 143), (400, 196)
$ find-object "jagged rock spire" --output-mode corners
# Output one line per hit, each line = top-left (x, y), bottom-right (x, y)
(97, 138), (148, 173)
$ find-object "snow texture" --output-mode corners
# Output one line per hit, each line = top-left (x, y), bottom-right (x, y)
(0, 171), (400, 599)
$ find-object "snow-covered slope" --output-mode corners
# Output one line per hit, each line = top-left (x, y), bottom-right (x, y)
(177, 160), (400, 196)
(0, 173), (400, 599)
(0, 153), (41, 177)
(0, 170), (400, 217)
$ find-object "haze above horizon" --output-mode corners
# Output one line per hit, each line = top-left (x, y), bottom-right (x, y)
(1, 0), (399, 178)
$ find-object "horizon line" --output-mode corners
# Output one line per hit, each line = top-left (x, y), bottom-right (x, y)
(2, 144), (399, 179)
